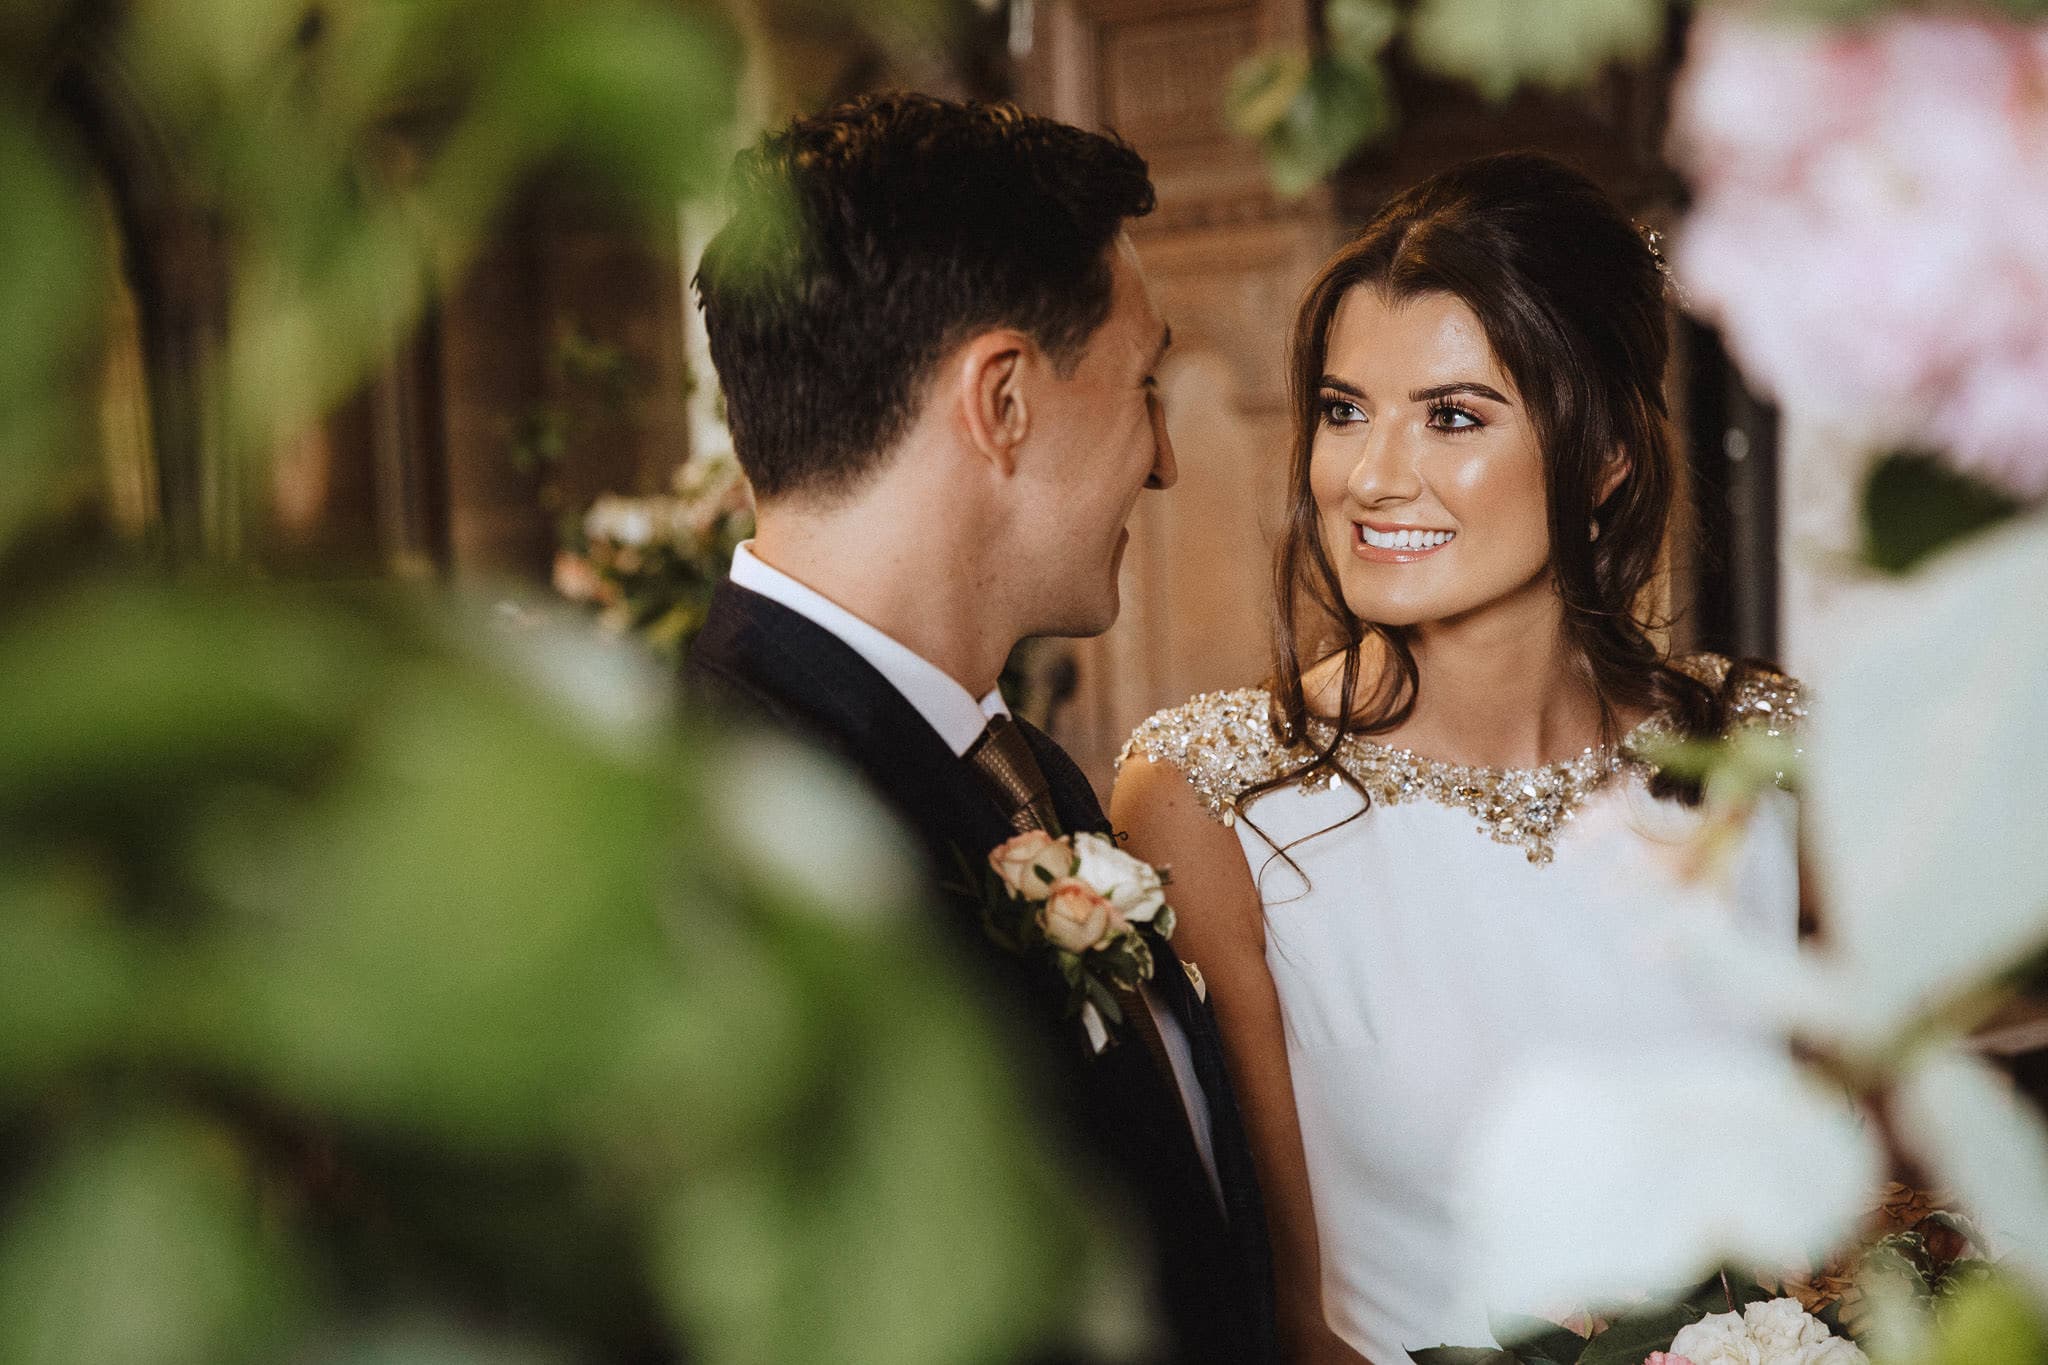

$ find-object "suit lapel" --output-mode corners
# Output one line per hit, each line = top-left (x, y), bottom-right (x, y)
(1021, 718), (1272, 1296)
(690, 582), (1015, 862)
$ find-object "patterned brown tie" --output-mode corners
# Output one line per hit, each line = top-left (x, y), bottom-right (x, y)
(967, 715), (1177, 1074)
(964, 712), (1062, 835)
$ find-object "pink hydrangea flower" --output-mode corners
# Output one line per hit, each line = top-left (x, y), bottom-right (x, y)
(1671, 12), (2048, 499)
(1643, 1354), (1695, 1365)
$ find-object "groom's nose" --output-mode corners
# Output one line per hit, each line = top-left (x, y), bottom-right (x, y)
(1144, 389), (1179, 490)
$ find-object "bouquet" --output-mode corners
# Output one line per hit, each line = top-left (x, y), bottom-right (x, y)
(553, 451), (755, 654)
(1654, 1297), (1866, 1365)
(1413, 1184), (1986, 1365)
(966, 830), (1177, 1053)
(1410, 1293), (1864, 1365)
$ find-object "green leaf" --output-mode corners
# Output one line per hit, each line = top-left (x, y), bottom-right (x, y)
(1861, 449), (2023, 576)
(1492, 1313), (1588, 1364)
(0, 113), (106, 551)
(1261, 56), (1395, 198)
(1152, 903), (1177, 940)
(1409, 0), (1665, 102)
(1409, 1349), (1523, 1364)
(1575, 1303), (1700, 1365)
(0, 1113), (302, 1365)
(0, 582), (376, 811)
(1225, 46), (1311, 138)
(1327, 0), (1399, 68)
(1085, 976), (1125, 1027)
(653, 913), (1129, 1365)
(0, 858), (141, 1097)
(1923, 1272), (2048, 1365)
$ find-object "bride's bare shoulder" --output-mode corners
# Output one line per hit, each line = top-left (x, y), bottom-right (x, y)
(1115, 686), (1294, 829)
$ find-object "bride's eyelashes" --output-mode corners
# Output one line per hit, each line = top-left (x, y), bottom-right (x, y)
(1316, 393), (1484, 433)
(1427, 402), (1484, 433)
(1318, 392), (1366, 427)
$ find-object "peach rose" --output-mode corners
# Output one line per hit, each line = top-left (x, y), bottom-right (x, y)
(552, 550), (605, 603)
(989, 830), (1072, 901)
(1040, 877), (1119, 953)
(1643, 1354), (1695, 1365)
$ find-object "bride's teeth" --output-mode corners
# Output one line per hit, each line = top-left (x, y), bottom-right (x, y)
(1361, 527), (1456, 550)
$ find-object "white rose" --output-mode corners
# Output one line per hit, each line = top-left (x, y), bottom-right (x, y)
(584, 495), (656, 548)
(1669, 1311), (1765, 1365)
(1787, 1341), (1867, 1365)
(1039, 878), (1119, 953)
(1070, 831), (1167, 924)
(988, 830), (1073, 901)
(1741, 1299), (1834, 1359)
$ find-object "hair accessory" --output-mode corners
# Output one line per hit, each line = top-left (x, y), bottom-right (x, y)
(1635, 222), (1693, 311)
(1589, 520), (1601, 542)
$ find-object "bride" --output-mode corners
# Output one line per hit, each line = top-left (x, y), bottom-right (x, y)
(1111, 152), (1803, 1364)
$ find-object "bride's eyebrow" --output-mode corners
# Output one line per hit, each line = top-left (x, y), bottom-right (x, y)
(1410, 381), (1510, 404)
(1318, 375), (1366, 398)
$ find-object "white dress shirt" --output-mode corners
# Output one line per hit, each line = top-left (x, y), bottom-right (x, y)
(728, 542), (1222, 1206)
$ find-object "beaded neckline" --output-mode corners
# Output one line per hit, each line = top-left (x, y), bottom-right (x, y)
(1116, 656), (1805, 866)
(1290, 712), (1652, 864)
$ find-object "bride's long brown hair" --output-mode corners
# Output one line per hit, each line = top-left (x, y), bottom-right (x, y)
(1252, 152), (1739, 815)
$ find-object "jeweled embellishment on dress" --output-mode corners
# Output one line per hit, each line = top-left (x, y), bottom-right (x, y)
(1115, 655), (1806, 866)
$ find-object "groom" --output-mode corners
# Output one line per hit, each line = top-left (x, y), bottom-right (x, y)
(687, 93), (1276, 1363)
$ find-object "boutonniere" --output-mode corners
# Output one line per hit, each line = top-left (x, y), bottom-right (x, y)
(958, 830), (1177, 1054)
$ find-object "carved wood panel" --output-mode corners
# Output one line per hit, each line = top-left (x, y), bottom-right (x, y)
(1023, 0), (1329, 791)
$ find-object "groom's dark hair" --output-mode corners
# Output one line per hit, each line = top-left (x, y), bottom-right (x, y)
(694, 92), (1154, 501)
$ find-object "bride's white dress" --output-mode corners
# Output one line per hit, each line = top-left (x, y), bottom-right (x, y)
(1120, 655), (1804, 1364)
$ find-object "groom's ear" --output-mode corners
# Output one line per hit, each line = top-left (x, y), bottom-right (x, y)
(953, 329), (1032, 475)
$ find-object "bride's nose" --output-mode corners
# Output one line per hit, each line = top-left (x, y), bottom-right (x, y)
(1345, 424), (1423, 506)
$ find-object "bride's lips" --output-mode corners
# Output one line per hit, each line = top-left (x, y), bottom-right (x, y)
(1352, 521), (1457, 563)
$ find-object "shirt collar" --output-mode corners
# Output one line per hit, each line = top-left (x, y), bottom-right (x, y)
(727, 542), (1009, 757)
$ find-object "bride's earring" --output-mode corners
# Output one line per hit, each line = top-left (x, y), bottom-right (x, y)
(1588, 520), (1601, 542)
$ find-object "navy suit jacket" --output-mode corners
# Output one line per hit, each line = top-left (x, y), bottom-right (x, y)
(685, 579), (1277, 1364)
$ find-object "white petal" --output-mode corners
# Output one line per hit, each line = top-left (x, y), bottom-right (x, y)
(713, 735), (918, 929)
(1806, 515), (2048, 1053)
(1080, 1001), (1109, 1054)
(1459, 1045), (1882, 1311)
(1892, 1047), (2048, 1298)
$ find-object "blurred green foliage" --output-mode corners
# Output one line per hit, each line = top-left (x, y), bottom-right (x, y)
(1919, 1274), (2048, 1365)
(1226, 0), (1667, 197)
(0, 2), (1127, 1361)
(1229, 0), (2048, 197)
(1226, 0), (1396, 196)
(1861, 450), (2025, 576)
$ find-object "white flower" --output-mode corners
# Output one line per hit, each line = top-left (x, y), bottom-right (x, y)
(1666, 1300), (1867, 1365)
(1741, 1298), (1834, 1357)
(1668, 1312), (1762, 1365)
(1790, 1342), (1866, 1365)
(1670, 12), (2048, 498)
(1070, 831), (1166, 924)
(583, 495), (657, 548)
